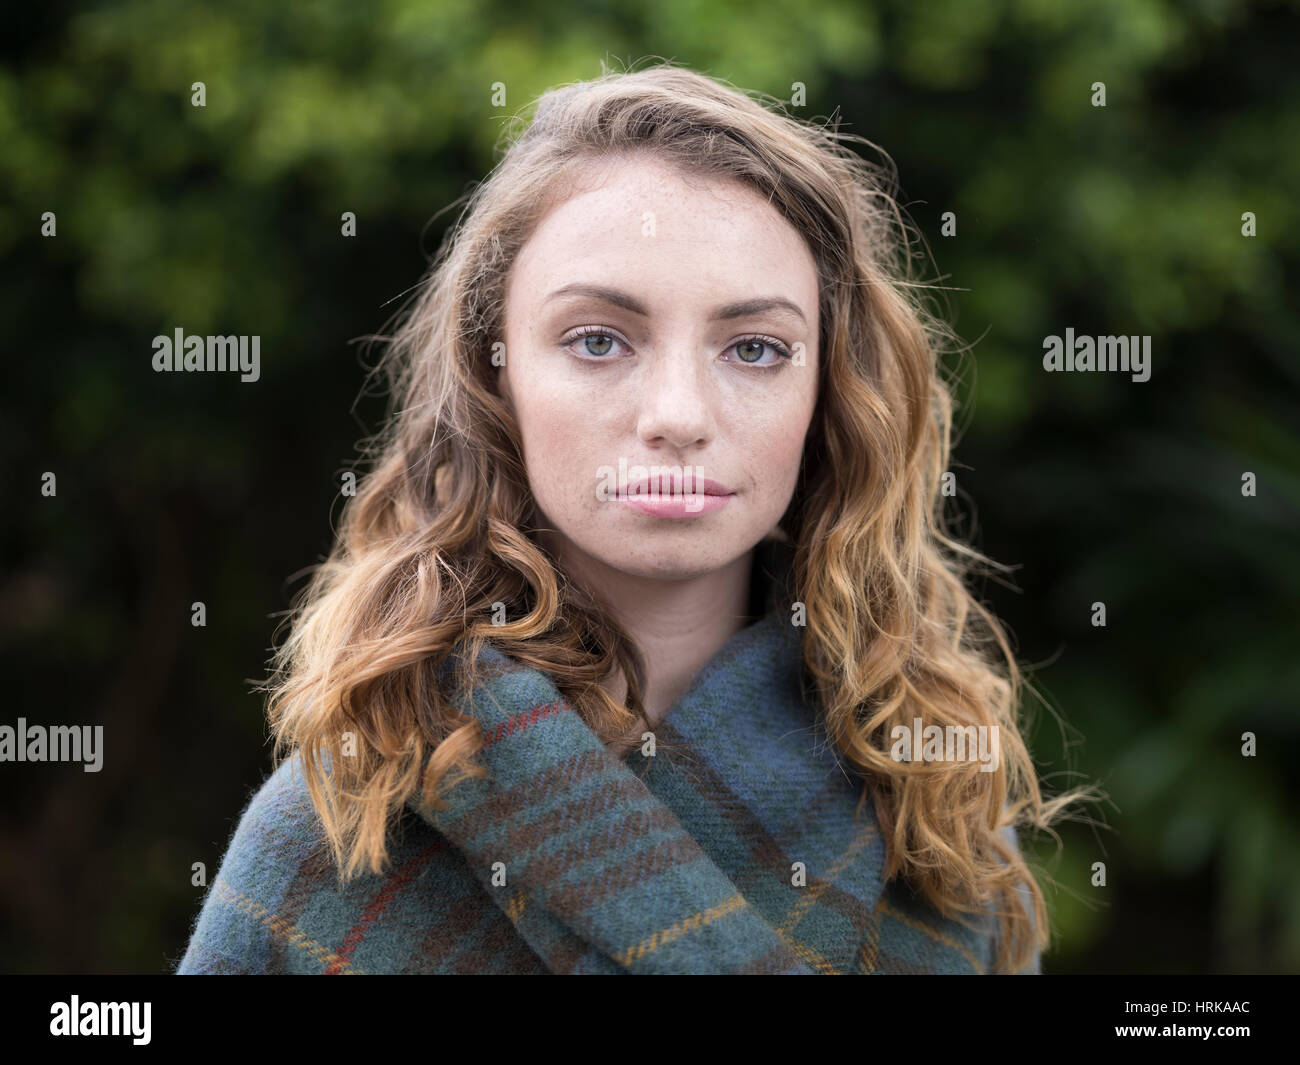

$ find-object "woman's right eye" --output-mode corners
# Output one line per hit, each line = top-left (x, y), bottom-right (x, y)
(563, 329), (628, 359)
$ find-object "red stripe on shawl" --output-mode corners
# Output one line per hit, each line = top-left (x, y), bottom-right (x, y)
(325, 838), (446, 973)
(329, 701), (566, 970)
(481, 701), (567, 747)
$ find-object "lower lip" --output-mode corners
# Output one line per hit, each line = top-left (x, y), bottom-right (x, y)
(613, 493), (733, 518)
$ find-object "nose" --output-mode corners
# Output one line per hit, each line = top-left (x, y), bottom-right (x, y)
(634, 347), (713, 450)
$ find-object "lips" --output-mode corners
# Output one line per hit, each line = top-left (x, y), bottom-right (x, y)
(616, 475), (733, 498)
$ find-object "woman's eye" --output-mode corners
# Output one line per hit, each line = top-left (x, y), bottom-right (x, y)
(564, 330), (626, 359)
(728, 337), (791, 367)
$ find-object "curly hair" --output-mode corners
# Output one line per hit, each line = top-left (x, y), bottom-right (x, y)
(263, 59), (1099, 974)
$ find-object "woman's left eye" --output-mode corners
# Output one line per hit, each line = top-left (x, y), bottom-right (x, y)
(727, 336), (792, 367)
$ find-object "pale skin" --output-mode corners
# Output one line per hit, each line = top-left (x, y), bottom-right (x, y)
(496, 151), (820, 757)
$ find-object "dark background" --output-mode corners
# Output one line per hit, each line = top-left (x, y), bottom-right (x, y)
(2, 0), (1297, 973)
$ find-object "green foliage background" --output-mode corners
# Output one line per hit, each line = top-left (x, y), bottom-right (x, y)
(2, 0), (1297, 973)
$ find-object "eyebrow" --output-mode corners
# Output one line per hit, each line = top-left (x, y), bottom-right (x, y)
(545, 283), (808, 326)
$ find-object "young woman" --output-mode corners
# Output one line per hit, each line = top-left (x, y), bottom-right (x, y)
(178, 62), (1092, 975)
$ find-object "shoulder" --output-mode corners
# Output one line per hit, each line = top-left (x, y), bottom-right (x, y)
(871, 824), (1041, 975)
(174, 754), (499, 974)
(174, 756), (334, 974)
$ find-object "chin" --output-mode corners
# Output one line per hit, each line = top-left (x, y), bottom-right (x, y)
(594, 533), (752, 580)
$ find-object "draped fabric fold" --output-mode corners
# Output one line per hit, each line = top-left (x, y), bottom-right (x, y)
(411, 640), (819, 973)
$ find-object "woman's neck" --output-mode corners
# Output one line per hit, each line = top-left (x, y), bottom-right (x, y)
(541, 532), (756, 736)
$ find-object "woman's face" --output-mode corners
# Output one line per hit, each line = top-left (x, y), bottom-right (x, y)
(498, 152), (820, 583)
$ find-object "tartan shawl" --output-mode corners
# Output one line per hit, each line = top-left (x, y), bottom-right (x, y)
(176, 542), (1040, 975)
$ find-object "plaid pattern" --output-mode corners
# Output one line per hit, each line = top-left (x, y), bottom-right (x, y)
(176, 545), (1039, 975)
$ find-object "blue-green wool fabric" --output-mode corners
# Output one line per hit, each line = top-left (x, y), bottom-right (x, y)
(176, 544), (1040, 975)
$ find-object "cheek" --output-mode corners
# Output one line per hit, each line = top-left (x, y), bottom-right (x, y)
(511, 371), (598, 502)
(765, 429), (809, 498)
(744, 398), (815, 497)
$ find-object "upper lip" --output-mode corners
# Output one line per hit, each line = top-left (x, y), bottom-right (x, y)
(617, 476), (733, 497)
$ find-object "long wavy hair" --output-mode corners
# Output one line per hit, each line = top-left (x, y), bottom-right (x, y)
(264, 60), (1098, 974)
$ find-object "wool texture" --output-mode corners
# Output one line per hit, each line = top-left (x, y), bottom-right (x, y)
(176, 542), (1040, 975)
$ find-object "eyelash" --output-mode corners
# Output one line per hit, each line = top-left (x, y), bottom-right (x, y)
(560, 326), (793, 368)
